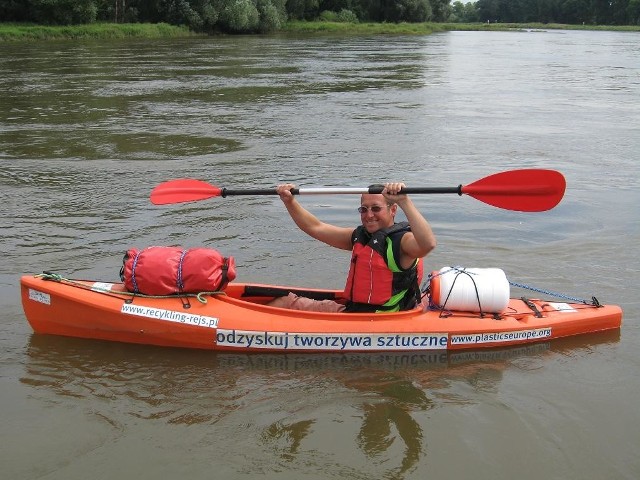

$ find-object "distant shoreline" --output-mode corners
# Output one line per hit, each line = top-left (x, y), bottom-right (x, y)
(0, 23), (198, 41)
(1, 21), (638, 42)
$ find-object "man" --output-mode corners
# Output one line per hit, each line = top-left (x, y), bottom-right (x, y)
(269, 182), (437, 313)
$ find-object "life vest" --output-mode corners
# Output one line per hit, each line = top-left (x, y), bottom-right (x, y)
(343, 222), (423, 313)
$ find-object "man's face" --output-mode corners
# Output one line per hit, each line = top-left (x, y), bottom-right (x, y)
(359, 194), (396, 233)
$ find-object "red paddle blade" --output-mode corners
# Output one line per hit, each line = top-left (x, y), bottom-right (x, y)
(150, 179), (222, 205)
(462, 169), (566, 212)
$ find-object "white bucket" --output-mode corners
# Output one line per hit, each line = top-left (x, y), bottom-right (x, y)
(430, 267), (510, 313)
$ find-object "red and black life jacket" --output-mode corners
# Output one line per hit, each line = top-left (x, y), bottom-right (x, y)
(343, 222), (423, 313)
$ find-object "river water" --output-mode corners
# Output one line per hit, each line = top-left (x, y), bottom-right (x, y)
(1, 30), (639, 479)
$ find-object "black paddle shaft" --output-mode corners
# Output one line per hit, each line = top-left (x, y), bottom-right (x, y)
(220, 186), (463, 197)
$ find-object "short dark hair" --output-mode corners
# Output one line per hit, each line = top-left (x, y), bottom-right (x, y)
(365, 185), (395, 207)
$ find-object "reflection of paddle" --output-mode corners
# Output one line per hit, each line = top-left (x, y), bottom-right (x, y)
(150, 169), (566, 212)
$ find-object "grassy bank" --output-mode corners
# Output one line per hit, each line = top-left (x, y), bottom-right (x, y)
(1, 21), (638, 41)
(442, 22), (640, 31)
(280, 21), (450, 35)
(282, 20), (640, 34)
(0, 22), (198, 41)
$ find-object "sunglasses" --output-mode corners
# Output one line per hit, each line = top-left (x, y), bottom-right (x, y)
(357, 205), (388, 214)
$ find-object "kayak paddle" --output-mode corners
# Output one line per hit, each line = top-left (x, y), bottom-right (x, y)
(150, 169), (566, 212)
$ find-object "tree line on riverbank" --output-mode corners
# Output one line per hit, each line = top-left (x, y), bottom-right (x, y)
(1, 0), (638, 35)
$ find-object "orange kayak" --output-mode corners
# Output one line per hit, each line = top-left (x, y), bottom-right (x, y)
(20, 274), (622, 352)
(20, 275), (622, 352)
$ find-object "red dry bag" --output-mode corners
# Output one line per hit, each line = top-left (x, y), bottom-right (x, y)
(120, 246), (236, 296)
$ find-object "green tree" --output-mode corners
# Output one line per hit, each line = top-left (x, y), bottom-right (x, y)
(29, 0), (98, 24)
(286, 0), (320, 19)
(256, 0), (287, 31)
(611, 0), (630, 23)
(429, 0), (449, 21)
(219, 0), (260, 31)
(592, 0), (612, 23)
(476, 0), (499, 21)
(449, 1), (479, 21)
(164, 0), (203, 28)
(1, 0), (30, 21)
(629, 0), (640, 23)
(558, 0), (590, 23)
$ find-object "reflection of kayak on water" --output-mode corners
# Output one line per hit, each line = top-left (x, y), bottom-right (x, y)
(20, 271), (622, 353)
(22, 328), (620, 408)
(24, 327), (619, 372)
(22, 324), (619, 478)
(22, 329), (619, 478)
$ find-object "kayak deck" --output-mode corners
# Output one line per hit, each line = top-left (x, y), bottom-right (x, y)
(20, 274), (623, 352)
